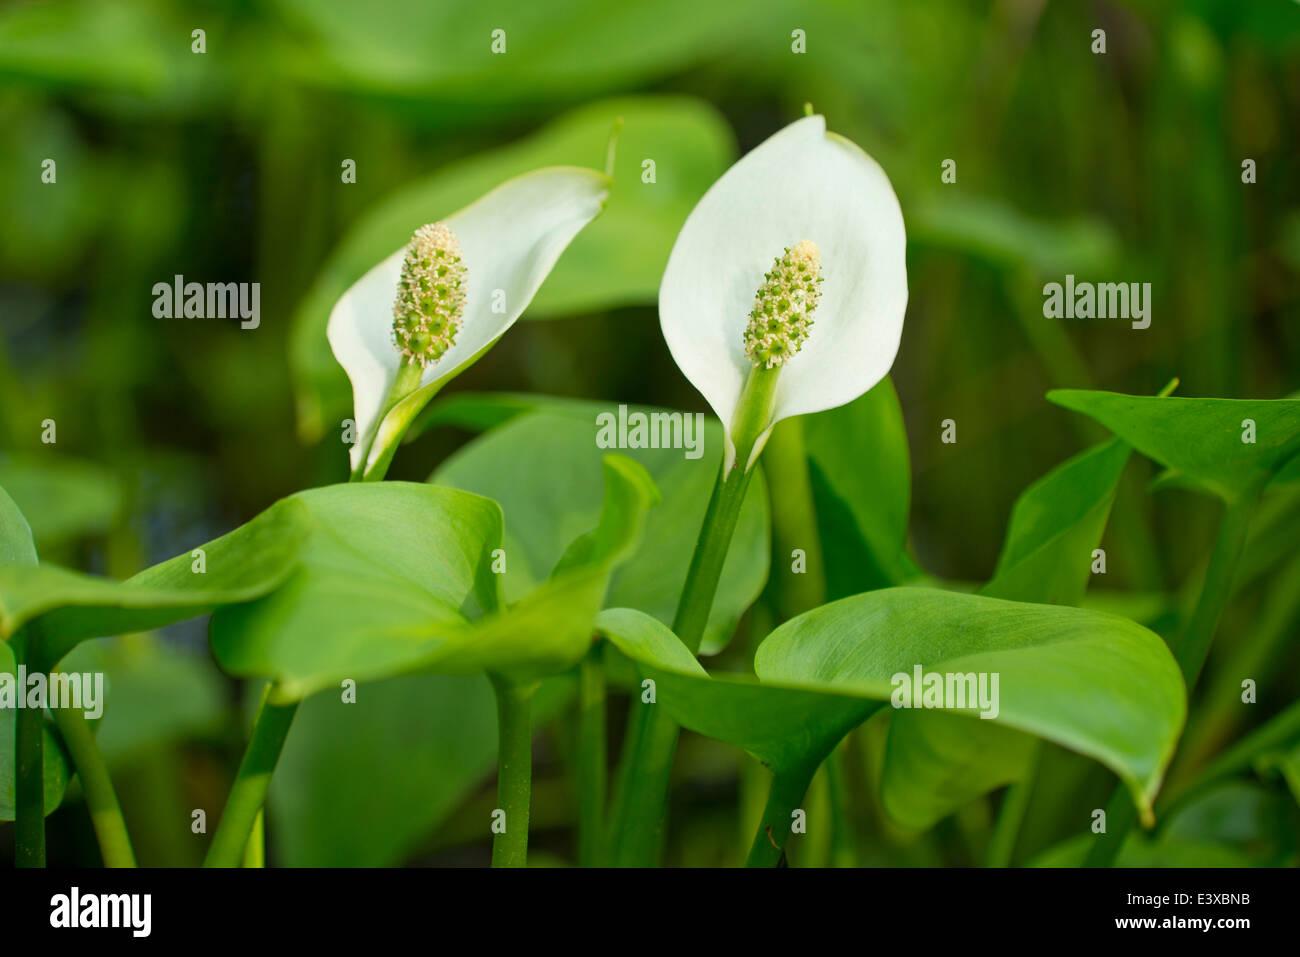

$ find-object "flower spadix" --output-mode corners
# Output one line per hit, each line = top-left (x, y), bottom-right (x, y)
(391, 222), (467, 368)
(660, 114), (908, 472)
(328, 167), (610, 478)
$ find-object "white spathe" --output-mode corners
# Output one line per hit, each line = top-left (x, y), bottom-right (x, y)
(659, 115), (908, 469)
(328, 166), (610, 473)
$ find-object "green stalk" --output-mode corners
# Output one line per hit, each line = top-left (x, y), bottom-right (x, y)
(825, 744), (858, 867)
(204, 685), (298, 868)
(1085, 490), (1258, 867)
(1171, 492), (1259, 687)
(14, 703), (44, 867)
(49, 702), (135, 867)
(243, 811), (265, 868)
(608, 366), (779, 866)
(763, 416), (826, 617)
(577, 651), (606, 867)
(745, 763), (818, 867)
(1171, 549), (1300, 782)
(986, 745), (1038, 868)
(13, 628), (44, 868)
(490, 677), (535, 868)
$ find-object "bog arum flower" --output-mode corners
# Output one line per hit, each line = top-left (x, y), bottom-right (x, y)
(660, 113), (908, 472)
(328, 167), (610, 479)
(607, 113), (909, 866)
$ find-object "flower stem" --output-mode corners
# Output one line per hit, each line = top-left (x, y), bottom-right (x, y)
(745, 763), (818, 867)
(1085, 490), (1258, 867)
(490, 676), (534, 868)
(577, 651), (606, 867)
(607, 365), (778, 866)
(49, 702), (135, 867)
(606, 455), (755, 866)
(351, 356), (425, 482)
(204, 684), (298, 868)
(675, 444), (762, 654)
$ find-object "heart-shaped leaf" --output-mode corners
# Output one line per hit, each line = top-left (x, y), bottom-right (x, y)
(1, 485), (308, 822)
(1049, 390), (1300, 502)
(757, 588), (1186, 821)
(210, 483), (501, 698)
(433, 405), (768, 654)
(212, 456), (658, 699)
(879, 437), (1133, 829)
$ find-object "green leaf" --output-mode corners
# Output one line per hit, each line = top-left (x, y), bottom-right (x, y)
(595, 608), (877, 777)
(757, 588), (1186, 820)
(433, 405), (769, 654)
(880, 438), (1133, 830)
(0, 496), (314, 669)
(1049, 390), (1300, 502)
(212, 457), (658, 698)
(210, 483), (501, 698)
(803, 377), (912, 596)
(269, 672), (573, 867)
(0, 484), (38, 567)
(0, 638), (71, 821)
(982, 438), (1131, 606)
(291, 97), (734, 440)
(882, 711), (1038, 831)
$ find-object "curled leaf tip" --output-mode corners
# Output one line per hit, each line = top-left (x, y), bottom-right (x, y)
(1138, 801), (1155, 829)
(392, 222), (467, 368)
(743, 239), (823, 369)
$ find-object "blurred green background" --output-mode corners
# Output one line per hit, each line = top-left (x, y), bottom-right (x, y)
(2, 0), (1298, 866)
